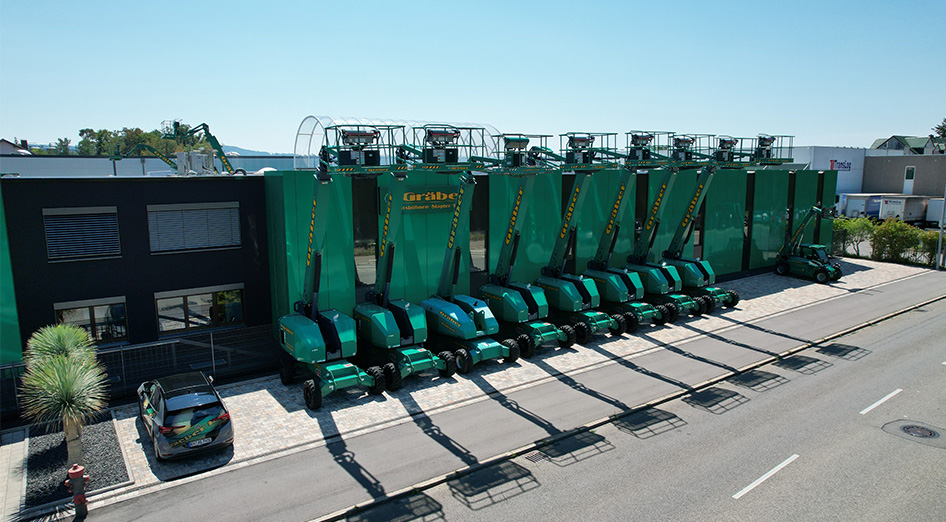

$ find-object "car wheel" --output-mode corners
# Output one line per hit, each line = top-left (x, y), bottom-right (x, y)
(775, 262), (789, 275)
(690, 297), (705, 316)
(724, 290), (740, 308)
(815, 270), (830, 284)
(516, 334), (536, 358)
(558, 325), (576, 348)
(665, 303), (680, 323)
(437, 351), (457, 378)
(574, 321), (592, 344)
(703, 296), (717, 314)
(652, 305), (668, 326)
(455, 348), (473, 374)
(609, 313), (626, 336)
(366, 366), (386, 395)
(623, 312), (640, 334)
(501, 339), (520, 364)
(383, 362), (402, 392)
(303, 379), (322, 410)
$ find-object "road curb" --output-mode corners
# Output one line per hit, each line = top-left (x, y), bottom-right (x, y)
(310, 292), (946, 522)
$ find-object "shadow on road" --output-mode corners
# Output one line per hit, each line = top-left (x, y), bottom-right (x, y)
(583, 342), (694, 392)
(774, 354), (834, 374)
(815, 342), (871, 361)
(613, 408), (687, 439)
(537, 430), (615, 468)
(447, 460), (540, 511)
(467, 374), (561, 437)
(638, 332), (740, 372)
(728, 369), (790, 392)
(682, 387), (749, 415)
(315, 413), (386, 499)
(529, 357), (631, 411)
(346, 492), (446, 522)
(676, 323), (780, 357)
(394, 392), (479, 467)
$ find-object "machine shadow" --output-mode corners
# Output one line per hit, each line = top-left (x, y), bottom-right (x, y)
(529, 356), (632, 412)
(467, 373), (562, 437)
(682, 387), (749, 415)
(613, 407), (687, 439)
(346, 492), (446, 522)
(315, 413), (386, 499)
(815, 342), (871, 361)
(536, 430), (615, 468)
(728, 369), (790, 392)
(394, 392), (479, 468)
(637, 332), (740, 373)
(447, 460), (540, 511)
(773, 354), (834, 374)
(582, 342), (695, 392)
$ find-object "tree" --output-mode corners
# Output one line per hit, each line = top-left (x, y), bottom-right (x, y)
(934, 118), (946, 139)
(77, 128), (96, 156)
(54, 138), (72, 155)
(19, 325), (108, 467)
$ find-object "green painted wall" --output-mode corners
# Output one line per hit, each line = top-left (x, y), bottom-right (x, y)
(650, 168), (696, 263)
(793, 170), (820, 244)
(703, 169), (747, 275)
(573, 169), (632, 271)
(488, 170), (563, 283)
(749, 170), (789, 269)
(819, 170), (838, 246)
(265, 170), (356, 327)
(0, 184), (23, 364)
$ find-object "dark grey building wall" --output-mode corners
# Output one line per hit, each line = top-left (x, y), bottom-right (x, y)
(0, 176), (271, 346)
(863, 155), (946, 196)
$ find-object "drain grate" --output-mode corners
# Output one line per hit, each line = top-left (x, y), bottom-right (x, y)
(525, 451), (549, 463)
(901, 425), (939, 438)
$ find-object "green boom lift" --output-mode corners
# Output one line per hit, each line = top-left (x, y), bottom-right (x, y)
(477, 134), (574, 357)
(275, 135), (388, 410)
(161, 120), (246, 175)
(776, 205), (842, 283)
(108, 143), (178, 170)
(315, 124), (459, 390)
(532, 133), (626, 344)
(581, 132), (674, 330)
(398, 125), (519, 374)
(622, 133), (705, 320)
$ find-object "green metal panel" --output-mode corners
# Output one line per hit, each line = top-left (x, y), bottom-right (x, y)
(488, 170), (563, 284)
(0, 183), (23, 364)
(381, 171), (471, 304)
(702, 169), (747, 276)
(793, 170), (820, 244)
(749, 170), (789, 269)
(650, 169), (696, 264)
(574, 169), (626, 271)
(819, 170), (838, 246)
(265, 170), (356, 325)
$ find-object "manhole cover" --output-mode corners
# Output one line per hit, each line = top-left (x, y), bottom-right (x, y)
(525, 451), (549, 463)
(901, 425), (938, 438)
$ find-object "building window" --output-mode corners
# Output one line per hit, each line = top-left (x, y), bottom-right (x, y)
(55, 297), (127, 342)
(43, 207), (121, 261)
(155, 284), (244, 333)
(147, 202), (240, 253)
(905, 166), (915, 180)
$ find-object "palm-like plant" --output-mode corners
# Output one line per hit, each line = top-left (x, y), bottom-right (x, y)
(20, 325), (108, 467)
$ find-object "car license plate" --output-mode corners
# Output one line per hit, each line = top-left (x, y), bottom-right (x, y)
(187, 437), (212, 448)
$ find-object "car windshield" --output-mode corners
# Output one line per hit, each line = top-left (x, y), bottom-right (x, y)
(164, 402), (226, 428)
(815, 249), (828, 262)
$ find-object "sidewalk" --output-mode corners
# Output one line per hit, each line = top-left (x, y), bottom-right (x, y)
(1, 429), (26, 522)
(4, 258), (940, 520)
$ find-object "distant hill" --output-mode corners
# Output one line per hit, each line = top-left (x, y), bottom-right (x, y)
(222, 145), (288, 156)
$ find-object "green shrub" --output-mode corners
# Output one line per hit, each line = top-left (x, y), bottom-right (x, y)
(918, 230), (944, 267)
(869, 219), (920, 263)
(833, 216), (873, 257)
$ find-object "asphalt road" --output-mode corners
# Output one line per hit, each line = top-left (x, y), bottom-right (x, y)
(87, 271), (946, 522)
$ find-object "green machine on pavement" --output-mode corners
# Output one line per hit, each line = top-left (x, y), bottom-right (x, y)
(580, 132), (674, 330)
(622, 133), (705, 320)
(776, 205), (842, 283)
(316, 125), (459, 391)
(275, 154), (386, 410)
(531, 133), (627, 344)
(398, 125), (520, 373)
(476, 134), (575, 357)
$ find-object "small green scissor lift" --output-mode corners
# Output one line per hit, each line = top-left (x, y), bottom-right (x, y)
(398, 125), (519, 374)
(313, 125), (458, 392)
(581, 132), (673, 330)
(476, 134), (574, 357)
(622, 133), (705, 320)
(532, 133), (626, 344)
(276, 144), (386, 410)
(776, 205), (842, 283)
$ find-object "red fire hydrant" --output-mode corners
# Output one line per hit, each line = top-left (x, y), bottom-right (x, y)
(64, 464), (91, 517)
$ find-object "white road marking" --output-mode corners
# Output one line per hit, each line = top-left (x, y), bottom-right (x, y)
(733, 454), (799, 499)
(942, 360), (946, 365)
(859, 388), (902, 415)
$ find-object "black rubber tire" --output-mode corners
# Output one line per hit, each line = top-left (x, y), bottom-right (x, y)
(690, 297), (705, 316)
(383, 362), (402, 392)
(502, 339), (520, 364)
(303, 379), (322, 410)
(574, 321), (592, 344)
(455, 348), (473, 374)
(703, 295), (717, 314)
(775, 262), (789, 276)
(437, 351), (457, 378)
(832, 268), (842, 281)
(815, 270), (830, 284)
(724, 290), (740, 308)
(652, 304), (669, 326)
(558, 325), (576, 348)
(235, 168), (247, 176)
(516, 334), (536, 359)
(609, 313), (627, 336)
(665, 303), (680, 323)
(623, 312), (640, 334)
(366, 366), (386, 395)
(279, 354), (296, 386)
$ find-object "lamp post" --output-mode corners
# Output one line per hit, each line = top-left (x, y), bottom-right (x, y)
(937, 178), (945, 270)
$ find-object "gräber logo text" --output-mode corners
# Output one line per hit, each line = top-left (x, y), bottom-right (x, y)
(829, 160), (852, 171)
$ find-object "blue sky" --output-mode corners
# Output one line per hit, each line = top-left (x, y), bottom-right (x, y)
(2, 0), (944, 154)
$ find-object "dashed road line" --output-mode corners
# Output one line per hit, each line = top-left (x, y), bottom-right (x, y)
(733, 454), (800, 499)
(859, 388), (902, 415)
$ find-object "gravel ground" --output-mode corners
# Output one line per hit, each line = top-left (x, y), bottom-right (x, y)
(24, 414), (129, 509)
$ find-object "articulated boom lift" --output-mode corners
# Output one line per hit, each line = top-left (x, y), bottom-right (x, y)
(162, 120), (246, 175)
(776, 205), (841, 283)
(478, 134), (574, 357)
(109, 143), (178, 170)
(396, 125), (517, 373)
(533, 133), (626, 344)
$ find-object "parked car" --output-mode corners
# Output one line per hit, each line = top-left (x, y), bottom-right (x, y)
(137, 372), (234, 460)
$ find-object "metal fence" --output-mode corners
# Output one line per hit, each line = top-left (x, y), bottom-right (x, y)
(1, 324), (278, 423)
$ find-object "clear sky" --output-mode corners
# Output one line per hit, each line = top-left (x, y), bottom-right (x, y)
(2, 0), (944, 154)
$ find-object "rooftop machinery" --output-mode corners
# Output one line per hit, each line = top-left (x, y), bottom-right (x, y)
(530, 133), (626, 344)
(475, 134), (575, 357)
(161, 120), (247, 176)
(396, 125), (519, 374)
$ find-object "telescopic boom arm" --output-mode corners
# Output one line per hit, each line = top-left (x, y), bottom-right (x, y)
(492, 174), (536, 287)
(662, 165), (716, 260)
(628, 167), (678, 265)
(436, 171), (477, 299)
(778, 206), (835, 258)
(588, 167), (635, 271)
(296, 174), (334, 320)
(544, 171), (594, 277)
